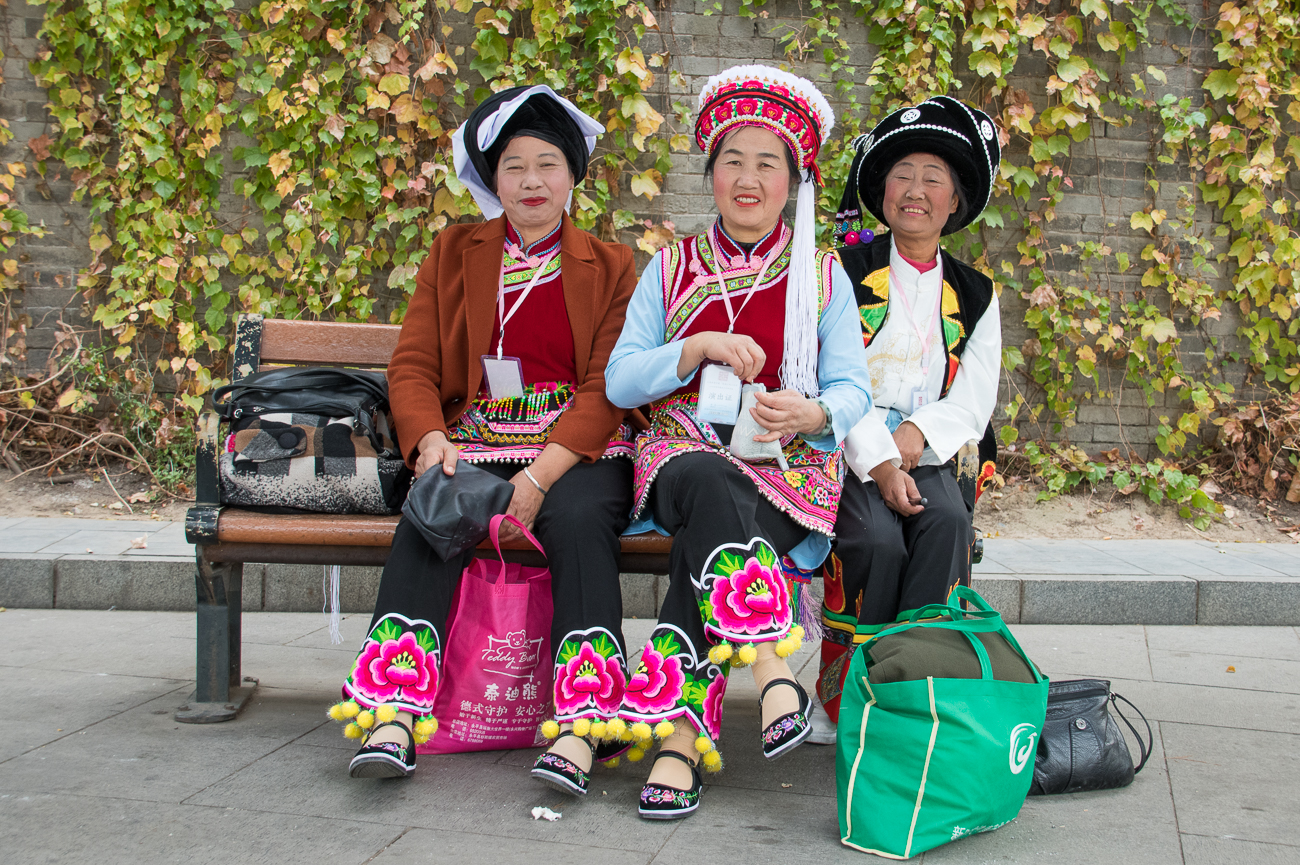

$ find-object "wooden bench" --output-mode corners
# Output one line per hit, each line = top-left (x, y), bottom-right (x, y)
(180, 313), (985, 723)
(180, 313), (674, 723)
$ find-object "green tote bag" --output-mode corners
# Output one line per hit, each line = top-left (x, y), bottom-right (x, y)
(836, 586), (1048, 859)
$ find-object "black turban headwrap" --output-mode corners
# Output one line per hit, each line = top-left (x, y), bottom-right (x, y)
(462, 85), (591, 191)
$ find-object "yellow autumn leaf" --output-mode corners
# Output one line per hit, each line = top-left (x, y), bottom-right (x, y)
(268, 150), (292, 178)
(57, 387), (81, 408)
(378, 74), (409, 96)
(391, 94), (422, 124)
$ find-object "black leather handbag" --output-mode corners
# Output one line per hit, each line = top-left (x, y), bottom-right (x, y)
(401, 462), (515, 561)
(1029, 678), (1152, 795)
(212, 367), (393, 453)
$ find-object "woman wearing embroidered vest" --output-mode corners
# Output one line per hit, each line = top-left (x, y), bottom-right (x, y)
(328, 86), (639, 790)
(813, 97), (1003, 727)
(602, 66), (870, 820)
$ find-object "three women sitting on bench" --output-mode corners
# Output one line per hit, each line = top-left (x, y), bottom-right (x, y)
(327, 73), (1001, 823)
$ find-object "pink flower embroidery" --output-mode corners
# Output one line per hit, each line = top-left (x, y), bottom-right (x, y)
(702, 672), (727, 740)
(762, 101), (783, 121)
(623, 645), (686, 714)
(714, 102), (733, 122)
(737, 98), (758, 116)
(351, 631), (440, 710)
(709, 556), (791, 635)
(555, 641), (624, 715)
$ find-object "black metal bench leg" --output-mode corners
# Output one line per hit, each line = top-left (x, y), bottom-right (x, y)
(175, 551), (258, 723)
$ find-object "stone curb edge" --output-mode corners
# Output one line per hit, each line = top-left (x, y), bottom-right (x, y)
(0, 556), (1297, 625)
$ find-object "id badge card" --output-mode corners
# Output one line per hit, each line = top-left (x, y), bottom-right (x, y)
(910, 387), (929, 413)
(697, 362), (742, 425)
(481, 355), (525, 400)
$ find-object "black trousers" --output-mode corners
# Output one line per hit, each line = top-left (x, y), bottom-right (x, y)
(832, 464), (972, 626)
(347, 457), (633, 723)
(619, 452), (805, 741)
(371, 457), (632, 652)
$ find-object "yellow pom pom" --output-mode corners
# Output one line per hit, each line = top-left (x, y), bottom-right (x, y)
(540, 719), (561, 740)
(737, 644), (758, 666)
(375, 704), (398, 724)
(572, 718), (591, 737)
(702, 749), (723, 772)
(414, 718), (437, 738)
(340, 700), (361, 719)
(627, 747), (645, 762)
(708, 642), (734, 664)
(602, 757), (620, 769)
(791, 625), (806, 640)
(355, 710), (375, 729)
(653, 720), (675, 739)
(413, 732), (429, 745)
(590, 720), (608, 740)
(694, 734), (713, 754)
(328, 703), (348, 722)
(630, 722), (653, 741)
(343, 722), (363, 739)
(607, 718), (627, 740)
(775, 637), (795, 658)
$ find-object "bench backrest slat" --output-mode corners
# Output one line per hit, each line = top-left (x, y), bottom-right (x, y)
(257, 318), (401, 368)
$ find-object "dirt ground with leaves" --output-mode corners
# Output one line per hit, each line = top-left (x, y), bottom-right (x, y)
(2, 465), (1297, 544)
(980, 475), (1300, 543)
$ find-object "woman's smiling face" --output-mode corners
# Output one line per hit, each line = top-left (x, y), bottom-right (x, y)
(494, 135), (574, 239)
(881, 152), (960, 245)
(710, 125), (797, 244)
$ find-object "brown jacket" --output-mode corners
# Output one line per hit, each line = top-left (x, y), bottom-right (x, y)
(388, 213), (637, 465)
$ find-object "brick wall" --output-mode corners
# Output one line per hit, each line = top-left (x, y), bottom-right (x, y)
(0, 0), (1277, 457)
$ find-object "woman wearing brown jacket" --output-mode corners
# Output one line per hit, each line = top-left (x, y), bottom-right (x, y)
(328, 87), (637, 792)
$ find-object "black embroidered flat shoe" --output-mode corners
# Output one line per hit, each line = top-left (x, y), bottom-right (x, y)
(531, 731), (591, 796)
(593, 737), (633, 764)
(349, 720), (416, 778)
(638, 750), (702, 821)
(760, 678), (812, 760)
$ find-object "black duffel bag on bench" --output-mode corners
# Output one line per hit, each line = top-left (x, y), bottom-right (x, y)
(211, 367), (412, 515)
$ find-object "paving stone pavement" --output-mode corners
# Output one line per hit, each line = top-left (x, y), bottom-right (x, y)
(0, 610), (1296, 864)
(1, 517), (1300, 624)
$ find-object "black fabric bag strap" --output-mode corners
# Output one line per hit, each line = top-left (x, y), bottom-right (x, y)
(1109, 692), (1153, 774)
(212, 368), (388, 412)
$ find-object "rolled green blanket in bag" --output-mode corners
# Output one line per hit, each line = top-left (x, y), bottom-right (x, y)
(836, 586), (1048, 859)
(867, 625), (1040, 685)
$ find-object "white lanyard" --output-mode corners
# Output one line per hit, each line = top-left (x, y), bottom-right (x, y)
(495, 244), (558, 359)
(707, 226), (788, 333)
(889, 262), (943, 376)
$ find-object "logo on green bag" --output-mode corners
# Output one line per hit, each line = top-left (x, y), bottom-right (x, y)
(1009, 723), (1037, 775)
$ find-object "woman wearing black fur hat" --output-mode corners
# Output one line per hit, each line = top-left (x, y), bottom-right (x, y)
(814, 96), (1003, 727)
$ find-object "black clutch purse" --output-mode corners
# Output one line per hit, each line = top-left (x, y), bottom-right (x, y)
(1029, 678), (1152, 795)
(400, 461), (515, 561)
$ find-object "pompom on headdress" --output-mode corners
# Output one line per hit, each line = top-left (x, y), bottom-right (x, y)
(834, 95), (1001, 244)
(694, 65), (835, 397)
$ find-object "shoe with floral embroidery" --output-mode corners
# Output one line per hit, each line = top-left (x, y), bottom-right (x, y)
(760, 678), (812, 760)
(531, 731), (591, 796)
(349, 720), (416, 778)
(638, 750), (702, 820)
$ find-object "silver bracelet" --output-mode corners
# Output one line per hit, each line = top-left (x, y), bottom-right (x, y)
(523, 467), (549, 495)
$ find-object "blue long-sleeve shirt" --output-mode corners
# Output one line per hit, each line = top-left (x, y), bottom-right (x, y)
(606, 249), (872, 568)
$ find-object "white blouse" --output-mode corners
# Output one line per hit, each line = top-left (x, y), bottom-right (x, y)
(842, 236), (1001, 482)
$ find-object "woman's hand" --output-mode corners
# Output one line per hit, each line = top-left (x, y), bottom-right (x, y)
(497, 443), (582, 542)
(678, 331), (766, 382)
(749, 390), (825, 442)
(892, 420), (926, 471)
(414, 430), (458, 478)
(868, 461), (925, 516)
(500, 473), (545, 542)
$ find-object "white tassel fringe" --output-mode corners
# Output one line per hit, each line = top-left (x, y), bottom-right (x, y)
(324, 564), (342, 645)
(779, 175), (821, 398)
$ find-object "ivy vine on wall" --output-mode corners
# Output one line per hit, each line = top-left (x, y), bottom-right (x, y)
(13, 0), (1300, 521)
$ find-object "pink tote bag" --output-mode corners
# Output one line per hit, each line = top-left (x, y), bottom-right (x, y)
(419, 514), (554, 754)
